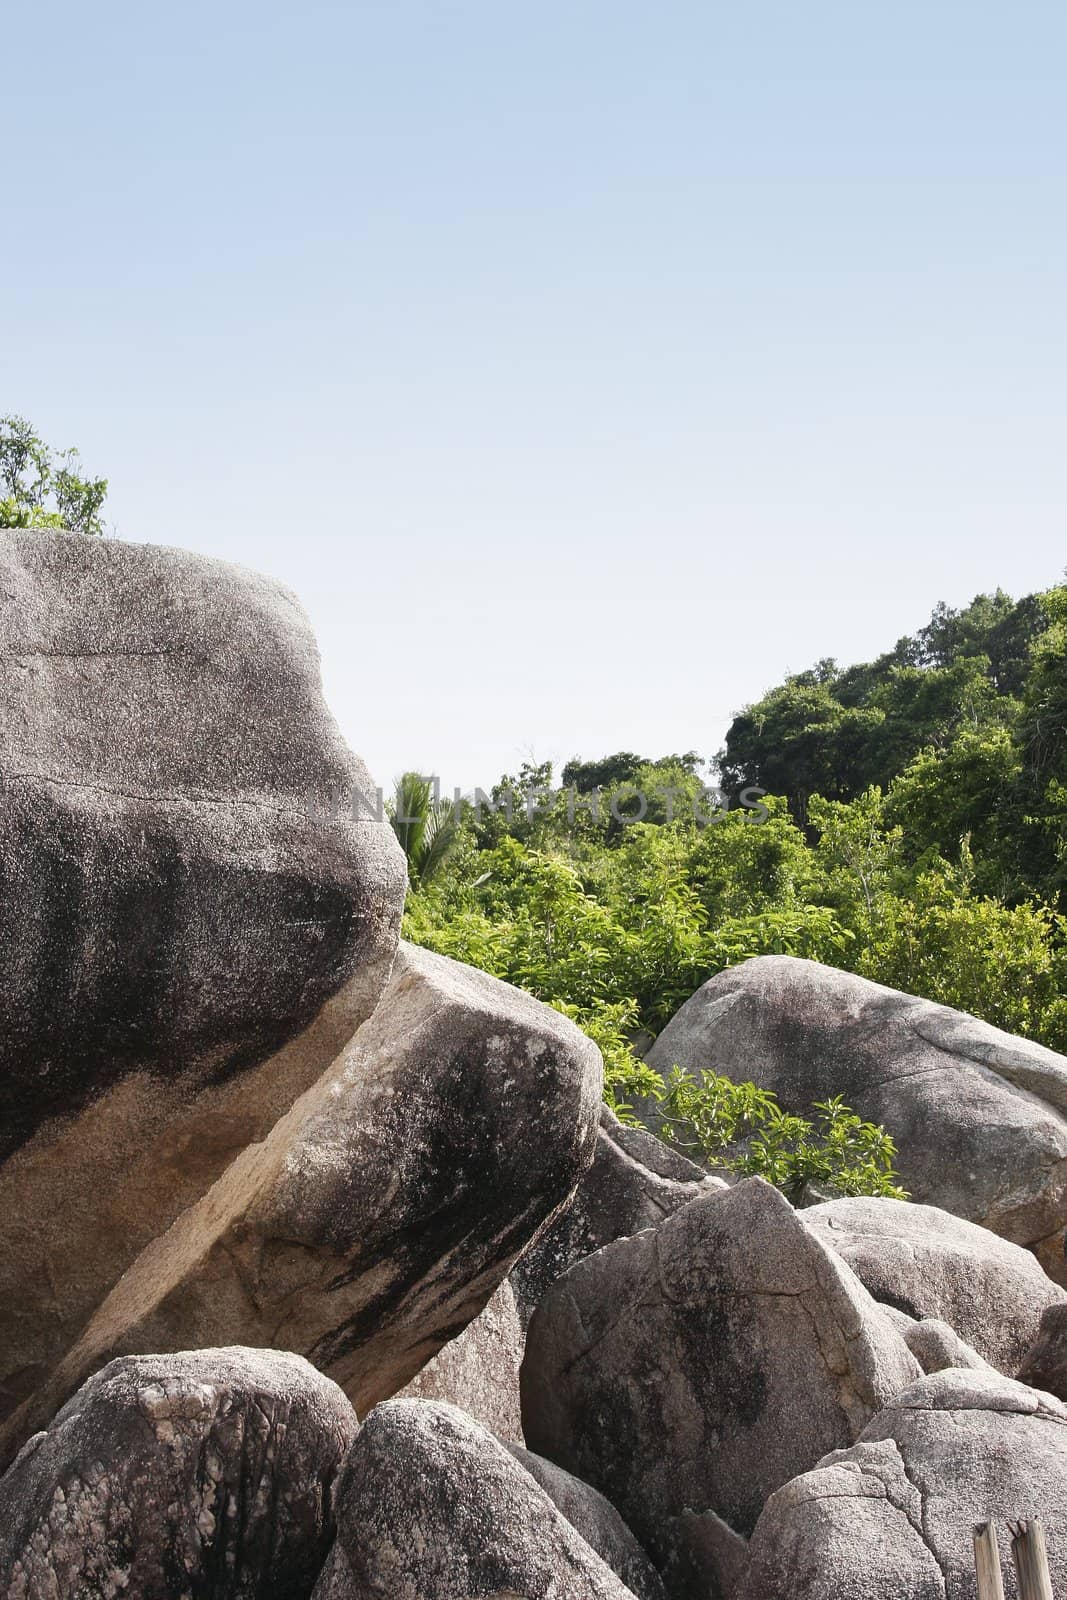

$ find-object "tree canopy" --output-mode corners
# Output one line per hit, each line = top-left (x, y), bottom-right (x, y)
(0, 416), (108, 536)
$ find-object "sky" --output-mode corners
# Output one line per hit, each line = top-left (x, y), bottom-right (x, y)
(4, 1), (1065, 792)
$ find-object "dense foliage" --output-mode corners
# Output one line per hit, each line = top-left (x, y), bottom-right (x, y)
(720, 585), (1067, 909)
(399, 578), (1067, 1197)
(0, 416), (108, 535)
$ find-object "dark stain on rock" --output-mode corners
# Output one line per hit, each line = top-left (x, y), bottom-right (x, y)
(0, 789), (364, 1159)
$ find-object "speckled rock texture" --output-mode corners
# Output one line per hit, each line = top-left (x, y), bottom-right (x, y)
(806, 1195), (1065, 1372)
(0, 530), (406, 1419)
(1, 943), (602, 1465)
(1018, 1301), (1067, 1399)
(521, 1177), (919, 1597)
(647, 957), (1067, 1275)
(737, 1368), (1067, 1600)
(0, 1347), (357, 1600)
(311, 1399), (638, 1599)
(899, 1317), (990, 1375)
(511, 1103), (718, 1326)
(506, 1444), (667, 1600)
(396, 1278), (526, 1442)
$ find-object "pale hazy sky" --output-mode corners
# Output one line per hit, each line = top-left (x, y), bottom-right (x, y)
(5, 2), (1065, 791)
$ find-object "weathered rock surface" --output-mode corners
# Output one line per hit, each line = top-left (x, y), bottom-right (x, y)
(0, 943), (601, 1465)
(900, 1317), (990, 1374)
(521, 1177), (919, 1594)
(396, 1278), (525, 1442)
(1018, 1301), (1067, 1399)
(0, 1346), (357, 1600)
(870, 1299), (991, 1376)
(512, 1103), (716, 1324)
(606, 1106), (714, 1183)
(507, 1444), (667, 1600)
(806, 1195), (1065, 1371)
(648, 956), (1067, 1267)
(0, 530), (406, 1417)
(877, 1302), (918, 1335)
(312, 1399), (639, 1599)
(874, 1305), (991, 1373)
(738, 1368), (1067, 1600)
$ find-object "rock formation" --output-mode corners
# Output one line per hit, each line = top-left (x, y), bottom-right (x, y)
(806, 1194), (1065, 1371)
(0, 530), (407, 1417)
(511, 1102), (716, 1323)
(0, 1347), (357, 1600)
(312, 1399), (639, 1599)
(648, 955), (1067, 1273)
(899, 1316), (991, 1374)
(507, 1445), (667, 1600)
(8, 535), (1067, 1600)
(1018, 1301), (1067, 1400)
(738, 1368), (1067, 1599)
(521, 1177), (919, 1593)
(0, 943), (601, 1465)
(397, 1279), (526, 1442)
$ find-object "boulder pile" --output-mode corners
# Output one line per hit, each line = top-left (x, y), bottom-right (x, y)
(4, 532), (1067, 1598)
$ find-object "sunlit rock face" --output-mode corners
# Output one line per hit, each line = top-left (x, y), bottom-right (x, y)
(0, 942), (603, 1465)
(0, 528), (406, 1418)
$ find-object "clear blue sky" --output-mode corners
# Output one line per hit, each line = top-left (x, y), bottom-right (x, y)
(6, 2), (1065, 791)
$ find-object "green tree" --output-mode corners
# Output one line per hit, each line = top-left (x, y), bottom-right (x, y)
(858, 861), (1067, 1050)
(685, 796), (815, 918)
(883, 729), (1023, 897)
(719, 678), (885, 818)
(0, 415), (108, 535)
(388, 772), (463, 889)
(808, 787), (903, 928)
(917, 589), (1046, 692)
(403, 690), (1067, 1168)
(718, 588), (1053, 833)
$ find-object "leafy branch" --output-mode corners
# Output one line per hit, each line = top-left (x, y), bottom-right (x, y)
(0, 415), (108, 536)
(649, 1067), (907, 1204)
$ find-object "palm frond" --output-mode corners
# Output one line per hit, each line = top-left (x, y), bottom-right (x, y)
(389, 772), (433, 873)
(418, 800), (462, 886)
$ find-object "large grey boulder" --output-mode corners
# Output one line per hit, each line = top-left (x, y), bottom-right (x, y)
(738, 1368), (1067, 1600)
(0, 943), (602, 1465)
(521, 1177), (919, 1594)
(0, 530), (406, 1417)
(806, 1195), (1065, 1372)
(511, 1102), (716, 1325)
(648, 956), (1067, 1269)
(507, 1445), (667, 1600)
(396, 1278), (526, 1442)
(0, 1346), (357, 1600)
(311, 1399), (639, 1599)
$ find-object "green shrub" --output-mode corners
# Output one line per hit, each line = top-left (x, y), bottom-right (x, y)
(647, 1067), (907, 1204)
